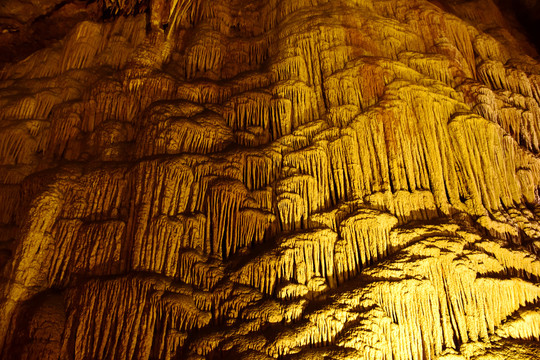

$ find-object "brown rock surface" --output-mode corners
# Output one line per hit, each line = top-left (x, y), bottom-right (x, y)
(1, 0), (540, 359)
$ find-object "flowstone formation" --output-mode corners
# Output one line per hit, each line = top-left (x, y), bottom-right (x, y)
(1, 0), (540, 358)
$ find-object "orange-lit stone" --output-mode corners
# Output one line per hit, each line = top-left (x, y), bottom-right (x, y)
(0, 0), (540, 359)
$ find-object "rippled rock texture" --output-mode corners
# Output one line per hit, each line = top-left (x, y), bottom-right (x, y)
(1, 0), (540, 359)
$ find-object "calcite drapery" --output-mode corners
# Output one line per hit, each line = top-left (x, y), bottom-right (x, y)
(1, 0), (540, 359)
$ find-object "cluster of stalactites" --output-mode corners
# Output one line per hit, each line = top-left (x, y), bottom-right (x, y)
(232, 208), (401, 296)
(256, 231), (540, 360)
(61, 276), (211, 360)
(1, 0), (540, 358)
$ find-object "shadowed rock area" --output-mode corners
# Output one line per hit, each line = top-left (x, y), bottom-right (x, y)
(1, 0), (540, 359)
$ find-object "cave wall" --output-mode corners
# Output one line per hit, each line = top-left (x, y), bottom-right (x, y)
(1, 0), (540, 359)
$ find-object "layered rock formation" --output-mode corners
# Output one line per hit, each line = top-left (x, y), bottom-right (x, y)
(1, 0), (540, 359)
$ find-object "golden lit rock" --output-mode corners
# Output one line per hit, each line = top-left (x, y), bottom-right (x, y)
(1, 0), (540, 358)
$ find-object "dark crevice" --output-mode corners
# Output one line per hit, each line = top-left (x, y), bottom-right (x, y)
(0, 0), (101, 64)
(495, 0), (540, 55)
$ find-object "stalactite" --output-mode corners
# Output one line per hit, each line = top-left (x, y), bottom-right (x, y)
(308, 201), (361, 233)
(61, 166), (129, 220)
(366, 190), (439, 223)
(137, 109), (233, 156)
(51, 220), (125, 285)
(277, 175), (318, 230)
(232, 229), (337, 294)
(0, 15), (146, 81)
(221, 91), (293, 141)
(135, 214), (207, 277)
(0, 185), (20, 225)
(233, 148), (282, 191)
(2, 0), (540, 358)
(61, 276), (211, 360)
(272, 80), (318, 130)
(449, 113), (538, 211)
(178, 250), (223, 290)
(324, 59), (388, 110)
(398, 52), (455, 86)
(185, 27), (225, 80)
(474, 240), (540, 279)
(336, 209), (398, 281)
(206, 179), (274, 258)
(372, 279), (444, 360)
(496, 306), (540, 341)
(282, 144), (332, 210)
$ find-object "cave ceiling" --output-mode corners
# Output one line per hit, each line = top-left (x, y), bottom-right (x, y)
(1, 0), (540, 359)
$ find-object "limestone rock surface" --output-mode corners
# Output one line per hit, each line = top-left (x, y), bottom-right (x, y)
(1, 0), (540, 359)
